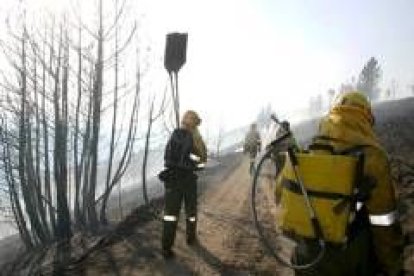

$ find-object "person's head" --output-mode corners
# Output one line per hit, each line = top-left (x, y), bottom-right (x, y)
(181, 110), (201, 131)
(333, 91), (374, 125)
(250, 123), (257, 131)
(281, 121), (290, 131)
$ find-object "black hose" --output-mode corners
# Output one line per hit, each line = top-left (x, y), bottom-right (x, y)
(251, 147), (326, 270)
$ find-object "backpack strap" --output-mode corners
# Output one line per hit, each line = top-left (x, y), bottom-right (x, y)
(331, 147), (366, 215)
(312, 135), (347, 145)
(338, 146), (375, 206)
(282, 179), (353, 201)
(337, 145), (367, 155)
(311, 135), (370, 155)
(333, 145), (376, 244)
(307, 143), (336, 153)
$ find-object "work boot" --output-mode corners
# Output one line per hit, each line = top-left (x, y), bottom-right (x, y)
(186, 217), (197, 245)
(162, 220), (178, 252)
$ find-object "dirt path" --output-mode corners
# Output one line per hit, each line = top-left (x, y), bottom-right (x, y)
(59, 156), (288, 276)
(194, 159), (290, 275)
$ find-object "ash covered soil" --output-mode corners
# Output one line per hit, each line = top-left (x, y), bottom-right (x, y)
(3, 97), (414, 276)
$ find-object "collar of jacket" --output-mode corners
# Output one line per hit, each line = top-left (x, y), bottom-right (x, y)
(181, 124), (196, 133)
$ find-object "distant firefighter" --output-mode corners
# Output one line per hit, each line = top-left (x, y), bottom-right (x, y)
(271, 120), (300, 171)
(244, 123), (262, 174)
(158, 110), (207, 259)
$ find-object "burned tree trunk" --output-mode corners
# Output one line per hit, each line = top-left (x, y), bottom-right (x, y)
(87, 0), (105, 230)
(43, 23), (56, 235)
(142, 90), (166, 205)
(142, 101), (154, 206)
(53, 24), (71, 240)
(101, 0), (120, 224)
(1, 123), (33, 248)
(73, 20), (83, 228)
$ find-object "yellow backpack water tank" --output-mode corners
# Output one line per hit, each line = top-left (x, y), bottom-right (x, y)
(277, 152), (359, 244)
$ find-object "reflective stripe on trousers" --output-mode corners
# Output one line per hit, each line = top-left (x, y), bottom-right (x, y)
(163, 215), (177, 222)
(368, 210), (398, 226)
(188, 216), (196, 222)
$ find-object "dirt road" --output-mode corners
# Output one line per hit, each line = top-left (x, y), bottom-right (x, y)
(53, 156), (287, 276)
(194, 159), (289, 275)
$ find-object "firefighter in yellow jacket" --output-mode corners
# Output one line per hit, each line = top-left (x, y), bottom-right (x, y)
(289, 91), (404, 275)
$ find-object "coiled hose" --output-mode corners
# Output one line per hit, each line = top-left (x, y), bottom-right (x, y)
(251, 144), (326, 270)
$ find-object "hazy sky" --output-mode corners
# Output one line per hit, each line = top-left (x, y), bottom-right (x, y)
(141, 0), (414, 131)
(1, 0), (413, 133)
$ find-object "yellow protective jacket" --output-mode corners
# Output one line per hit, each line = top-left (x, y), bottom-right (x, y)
(315, 105), (404, 275)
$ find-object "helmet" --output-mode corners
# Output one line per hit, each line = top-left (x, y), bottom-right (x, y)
(334, 91), (374, 124)
(182, 110), (201, 129)
(334, 91), (371, 111)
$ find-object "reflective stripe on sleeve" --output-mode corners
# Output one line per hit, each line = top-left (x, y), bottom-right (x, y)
(369, 210), (398, 226)
(356, 202), (363, 211)
(197, 163), (206, 169)
(163, 215), (177, 222)
(189, 154), (201, 162)
(188, 217), (196, 222)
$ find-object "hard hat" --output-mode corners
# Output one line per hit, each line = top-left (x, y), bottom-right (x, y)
(182, 110), (201, 129)
(334, 91), (371, 111)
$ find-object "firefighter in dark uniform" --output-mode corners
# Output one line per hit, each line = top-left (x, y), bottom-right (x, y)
(159, 110), (207, 258)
